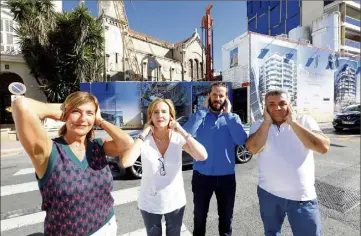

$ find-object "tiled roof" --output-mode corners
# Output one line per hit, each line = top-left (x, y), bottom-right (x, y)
(174, 35), (193, 48)
(128, 29), (197, 49)
(129, 29), (174, 48)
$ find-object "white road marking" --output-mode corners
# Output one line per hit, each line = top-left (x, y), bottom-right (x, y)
(1, 211), (46, 232)
(1, 181), (39, 197)
(13, 168), (35, 176)
(1, 176), (142, 199)
(1, 186), (140, 232)
(111, 186), (140, 205)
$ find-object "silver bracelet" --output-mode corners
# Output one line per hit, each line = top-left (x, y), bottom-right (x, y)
(184, 133), (191, 141)
(135, 134), (145, 141)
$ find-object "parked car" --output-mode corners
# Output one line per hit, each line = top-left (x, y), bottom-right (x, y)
(108, 116), (253, 179)
(332, 104), (360, 131)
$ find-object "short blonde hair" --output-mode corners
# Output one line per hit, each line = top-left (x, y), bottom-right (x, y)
(59, 91), (99, 139)
(147, 98), (176, 125)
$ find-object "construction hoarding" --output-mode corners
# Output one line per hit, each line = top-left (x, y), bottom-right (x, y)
(222, 32), (250, 89)
(222, 32), (360, 123)
(80, 82), (233, 129)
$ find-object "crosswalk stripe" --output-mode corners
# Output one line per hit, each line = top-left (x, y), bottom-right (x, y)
(1, 211), (45, 232)
(1, 186), (140, 232)
(13, 168), (35, 176)
(119, 223), (192, 236)
(0, 179), (141, 198)
(111, 187), (140, 205)
(1, 181), (39, 197)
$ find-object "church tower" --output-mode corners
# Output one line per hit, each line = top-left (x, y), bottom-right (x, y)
(97, 1), (125, 81)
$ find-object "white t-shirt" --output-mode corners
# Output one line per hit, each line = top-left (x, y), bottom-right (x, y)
(250, 115), (322, 201)
(138, 131), (187, 214)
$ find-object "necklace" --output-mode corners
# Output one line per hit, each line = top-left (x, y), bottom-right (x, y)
(153, 131), (169, 143)
(63, 136), (85, 151)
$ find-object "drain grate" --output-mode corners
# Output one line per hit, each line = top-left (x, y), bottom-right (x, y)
(315, 180), (360, 214)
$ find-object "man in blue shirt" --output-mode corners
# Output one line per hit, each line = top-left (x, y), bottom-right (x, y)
(183, 82), (248, 236)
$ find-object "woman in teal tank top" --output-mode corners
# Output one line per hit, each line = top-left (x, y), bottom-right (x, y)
(11, 91), (134, 235)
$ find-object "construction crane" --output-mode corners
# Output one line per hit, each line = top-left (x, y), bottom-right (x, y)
(111, 1), (142, 81)
(201, 4), (214, 81)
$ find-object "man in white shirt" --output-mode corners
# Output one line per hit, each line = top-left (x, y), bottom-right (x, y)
(246, 89), (330, 236)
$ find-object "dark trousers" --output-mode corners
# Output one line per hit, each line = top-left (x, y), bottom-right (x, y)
(192, 170), (236, 236)
(140, 206), (185, 236)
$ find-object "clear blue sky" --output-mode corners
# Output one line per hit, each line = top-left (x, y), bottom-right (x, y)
(62, 1), (247, 71)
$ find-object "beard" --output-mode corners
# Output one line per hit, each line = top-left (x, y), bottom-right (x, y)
(209, 100), (225, 112)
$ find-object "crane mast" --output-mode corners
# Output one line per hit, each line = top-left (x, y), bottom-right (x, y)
(201, 4), (214, 81)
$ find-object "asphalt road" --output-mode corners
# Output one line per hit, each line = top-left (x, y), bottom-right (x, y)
(1, 128), (360, 236)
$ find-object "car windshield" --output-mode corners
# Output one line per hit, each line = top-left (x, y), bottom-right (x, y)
(343, 105), (360, 112)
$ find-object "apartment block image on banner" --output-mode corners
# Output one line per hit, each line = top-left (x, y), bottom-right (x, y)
(141, 82), (192, 121)
(334, 56), (360, 113)
(258, 52), (298, 108)
(80, 82), (142, 129)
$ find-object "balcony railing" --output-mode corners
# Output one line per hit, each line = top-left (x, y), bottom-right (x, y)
(345, 39), (361, 49)
(1, 44), (21, 55)
(345, 16), (360, 27)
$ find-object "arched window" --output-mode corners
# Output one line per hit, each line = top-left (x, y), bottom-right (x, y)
(200, 62), (204, 80)
(194, 59), (199, 80)
(193, 60), (197, 81)
(188, 59), (193, 80)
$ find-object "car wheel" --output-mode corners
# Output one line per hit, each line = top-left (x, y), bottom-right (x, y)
(235, 145), (253, 164)
(126, 157), (142, 179)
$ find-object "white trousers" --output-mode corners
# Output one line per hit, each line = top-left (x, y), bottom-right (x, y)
(91, 215), (118, 236)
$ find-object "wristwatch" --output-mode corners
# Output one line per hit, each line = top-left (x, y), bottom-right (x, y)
(135, 134), (145, 141)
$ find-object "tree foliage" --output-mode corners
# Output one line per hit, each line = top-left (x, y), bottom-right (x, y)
(6, 0), (104, 102)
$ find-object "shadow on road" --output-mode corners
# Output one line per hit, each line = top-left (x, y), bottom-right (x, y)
(27, 233), (43, 236)
(330, 143), (347, 148)
(323, 128), (360, 136)
(182, 165), (193, 172)
(111, 168), (134, 181)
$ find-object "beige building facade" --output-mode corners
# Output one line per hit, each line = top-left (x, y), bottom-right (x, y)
(102, 13), (206, 82)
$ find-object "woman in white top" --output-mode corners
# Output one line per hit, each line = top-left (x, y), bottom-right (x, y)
(121, 98), (207, 236)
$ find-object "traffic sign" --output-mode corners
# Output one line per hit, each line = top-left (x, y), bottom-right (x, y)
(8, 82), (26, 95)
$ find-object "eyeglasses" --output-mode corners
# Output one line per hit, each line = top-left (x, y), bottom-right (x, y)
(158, 156), (166, 176)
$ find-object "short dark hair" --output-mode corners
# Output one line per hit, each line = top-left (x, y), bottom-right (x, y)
(265, 89), (289, 101)
(209, 82), (228, 93)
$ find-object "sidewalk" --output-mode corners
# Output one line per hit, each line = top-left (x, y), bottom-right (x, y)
(1, 124), (334, 157)
(1, 139), (24, 157)
(318, 122), (334, 131)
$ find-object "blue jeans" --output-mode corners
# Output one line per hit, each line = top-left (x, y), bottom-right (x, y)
(257, 186), (321, 236)
(192, 170), (236, 236)
(140, 206), (185, 236)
